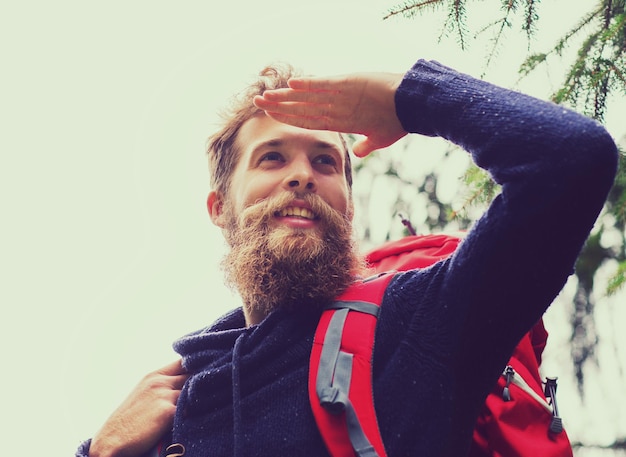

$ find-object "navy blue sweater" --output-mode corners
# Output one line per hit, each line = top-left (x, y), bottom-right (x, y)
(78, 60), (618, 457)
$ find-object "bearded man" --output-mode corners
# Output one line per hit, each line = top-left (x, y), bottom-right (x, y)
(78, 59), (617, 457)
(206, 66), (366, 324)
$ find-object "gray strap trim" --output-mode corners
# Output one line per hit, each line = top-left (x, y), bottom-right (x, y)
(325, 300), (380, 317)
(333, 354), (380, 457)
(315, 306), (382, 456)
(317, 308), (349, 408)
(345, 402), (379, 457)
(320, 351), (353, 414)
(332, 351), (353, 399)
(320, 349), (380, 456)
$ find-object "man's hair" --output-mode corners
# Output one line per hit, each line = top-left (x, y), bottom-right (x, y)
(206, 64), (353, 197)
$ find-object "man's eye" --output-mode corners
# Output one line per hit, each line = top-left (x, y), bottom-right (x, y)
(260, 152), (283, 163)
(314, 154), (338, 167)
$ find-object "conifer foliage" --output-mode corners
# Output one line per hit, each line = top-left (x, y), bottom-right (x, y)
(384, 0), (625, 119)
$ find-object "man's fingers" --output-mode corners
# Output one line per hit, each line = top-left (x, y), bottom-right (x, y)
(253, 97), (307, 115)
(254, 98), (334, 124)
(287, 76), (340, 91)
(352, 138), (377, 158)
(161, 388), (185, 406)
(264, 112), (331, 131)
(257, 80), (341, 105)
(259, 88), (336, 104)
(257, 88), (304, 102)
(254, 92), (334, 115)
(170, 373), (189, 390)
(157, 359), (186, 376)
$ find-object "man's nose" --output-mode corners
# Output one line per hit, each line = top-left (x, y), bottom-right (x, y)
(284, 158), (317, 192)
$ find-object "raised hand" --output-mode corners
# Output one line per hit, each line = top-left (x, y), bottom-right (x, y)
(89, 359), (188, 457)
(253, 72), (407, 157)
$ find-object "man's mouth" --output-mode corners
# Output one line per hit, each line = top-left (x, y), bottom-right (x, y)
(275, 206), (317, 220)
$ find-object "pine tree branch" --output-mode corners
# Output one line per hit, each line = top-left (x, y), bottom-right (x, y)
(518, 5), (604, 77)
(607, 260), (626, 295)
(604, 0), (614, 29)
(451, 0), (468, 49)
(480, 0), (517, 73)
(383, 0), (445, 20)
(553, 31), (600, 107)
(523, 0), (539, 41)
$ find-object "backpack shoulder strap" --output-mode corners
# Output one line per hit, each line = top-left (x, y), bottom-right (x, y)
(309, 272), (395, 457)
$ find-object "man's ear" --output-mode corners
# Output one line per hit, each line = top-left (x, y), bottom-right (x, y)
(207, 191), (226, 228)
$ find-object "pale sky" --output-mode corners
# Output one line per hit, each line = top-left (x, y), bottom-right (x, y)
(1, 1), (624, 455)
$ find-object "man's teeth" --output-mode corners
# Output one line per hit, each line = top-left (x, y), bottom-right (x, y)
(277, 207), (316, 220)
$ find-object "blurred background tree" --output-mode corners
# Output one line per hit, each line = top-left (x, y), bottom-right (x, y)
(352, 0), (625, 453)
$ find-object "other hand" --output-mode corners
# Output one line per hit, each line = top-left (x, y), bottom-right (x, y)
(253, 72), (407, 157)
(89, 359), (188, 457)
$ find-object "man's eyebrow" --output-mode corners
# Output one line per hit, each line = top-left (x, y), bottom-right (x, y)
(251, 139), (283, 151)
(251, 139), (343, 153)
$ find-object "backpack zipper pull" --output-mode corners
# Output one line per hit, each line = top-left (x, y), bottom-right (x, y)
(502, 365), (514, 402)
(544, 377), (564, 434)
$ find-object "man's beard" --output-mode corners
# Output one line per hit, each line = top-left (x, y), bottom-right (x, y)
(221, 192), (366, 318)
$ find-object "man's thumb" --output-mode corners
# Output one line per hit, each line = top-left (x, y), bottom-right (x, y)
(352, 138), (377, 158)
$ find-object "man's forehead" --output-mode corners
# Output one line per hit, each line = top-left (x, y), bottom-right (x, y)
(236, 114), (346, 156)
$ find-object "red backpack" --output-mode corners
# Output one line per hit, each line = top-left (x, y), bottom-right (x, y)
(309, 234), (573, 457)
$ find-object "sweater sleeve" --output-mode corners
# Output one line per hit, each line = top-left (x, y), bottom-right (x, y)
(372, 59), (617, 455)
(392, 59), (618, 378)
